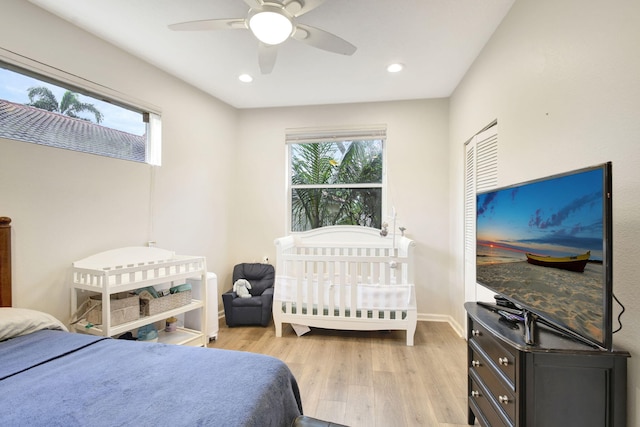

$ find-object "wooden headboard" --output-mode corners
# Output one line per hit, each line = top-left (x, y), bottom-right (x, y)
(0, 216), (11, 307)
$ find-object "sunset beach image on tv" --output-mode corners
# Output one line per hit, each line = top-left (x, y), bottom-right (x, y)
(476, 164), (610, 348)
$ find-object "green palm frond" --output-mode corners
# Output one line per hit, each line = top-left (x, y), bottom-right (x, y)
(25, 87), (103, 124)
(26, 87), (59, 112)
(60, 91), (104, 123)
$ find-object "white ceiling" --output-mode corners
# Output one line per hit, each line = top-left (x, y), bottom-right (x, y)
(29, 0), (515, 109)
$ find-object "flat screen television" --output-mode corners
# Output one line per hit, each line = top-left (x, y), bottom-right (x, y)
(476, 162), (612, 350)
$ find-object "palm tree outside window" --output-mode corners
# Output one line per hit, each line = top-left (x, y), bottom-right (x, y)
(287, 126), (386, 232)
(26, 86), (104, 124)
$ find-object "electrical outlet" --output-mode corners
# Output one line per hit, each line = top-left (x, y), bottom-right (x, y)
(262, 256), (269, 264)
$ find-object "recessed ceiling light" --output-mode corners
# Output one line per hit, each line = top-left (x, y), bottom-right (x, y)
(387, 63), (404, 73)
(239, 74), (253, 83)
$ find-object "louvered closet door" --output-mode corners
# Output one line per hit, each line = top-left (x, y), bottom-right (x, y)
(464, 125), (498, 302)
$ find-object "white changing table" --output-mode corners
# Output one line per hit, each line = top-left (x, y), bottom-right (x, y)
(70, 246), (208, 347)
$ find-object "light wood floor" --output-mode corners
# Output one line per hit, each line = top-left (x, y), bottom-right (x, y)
(209, 319), (471, 427)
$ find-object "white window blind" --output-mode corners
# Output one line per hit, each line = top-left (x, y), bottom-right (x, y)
(145, 112), (162, 166)
(285, 124), (387, 144)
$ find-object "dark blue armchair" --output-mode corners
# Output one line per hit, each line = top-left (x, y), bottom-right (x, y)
(222, 263), (275, 327)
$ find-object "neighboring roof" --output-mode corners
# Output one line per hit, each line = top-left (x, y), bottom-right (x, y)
(0, 99), (146, 162)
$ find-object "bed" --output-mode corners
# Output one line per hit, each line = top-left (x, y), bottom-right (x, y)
(0, 217), (302, 426)
(273, 225), (417, 346)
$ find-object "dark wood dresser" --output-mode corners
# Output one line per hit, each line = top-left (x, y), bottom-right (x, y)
(465, 302), (629, 427)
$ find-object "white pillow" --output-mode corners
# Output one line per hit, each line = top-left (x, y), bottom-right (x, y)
(0, 307), (68, 341)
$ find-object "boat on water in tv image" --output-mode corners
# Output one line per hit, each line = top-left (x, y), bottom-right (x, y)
(525, 250), (591, 272)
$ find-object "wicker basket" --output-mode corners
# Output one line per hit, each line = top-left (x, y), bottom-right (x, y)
(140, 290), (192, 317)
(86, 292), (140, 326)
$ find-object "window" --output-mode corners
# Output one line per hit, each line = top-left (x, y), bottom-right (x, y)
(0, 53), (161, 165)
(287, 126), (386, 232)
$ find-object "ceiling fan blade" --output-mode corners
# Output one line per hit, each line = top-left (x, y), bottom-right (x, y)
(168, 18), (246, 31)
(242, 0), (263, 9)
(293, 24), (357, 55)
(258, 43), (278, 74)
(285, 0), (326, 17)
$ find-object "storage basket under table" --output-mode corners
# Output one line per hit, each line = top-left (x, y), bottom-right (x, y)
(86, 292), (140, 326)
(141, 290), (192, 317)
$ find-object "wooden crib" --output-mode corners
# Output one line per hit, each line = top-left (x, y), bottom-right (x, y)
(273, 226), (417, 346)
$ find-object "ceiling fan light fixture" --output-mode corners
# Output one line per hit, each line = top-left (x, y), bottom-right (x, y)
(248, 9), (293, 45)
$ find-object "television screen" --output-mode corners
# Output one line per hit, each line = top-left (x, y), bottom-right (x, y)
(476, 162), (612, 350)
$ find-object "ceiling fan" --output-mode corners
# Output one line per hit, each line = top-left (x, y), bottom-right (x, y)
(168, 0), (357, 74)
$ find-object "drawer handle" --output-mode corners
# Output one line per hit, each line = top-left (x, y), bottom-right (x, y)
(471, 360), (481, 367)
(498, 357), (509, 366)
(471, 390), (480, 398)
(471, 329), (481, 337)
(499, 395), (510, 404)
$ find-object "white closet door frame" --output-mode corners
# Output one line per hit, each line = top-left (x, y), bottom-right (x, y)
(464, 125), (498, 303)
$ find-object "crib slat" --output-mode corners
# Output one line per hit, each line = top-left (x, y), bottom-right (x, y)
(349, 259), (357, 318)
(338, 257), (346, 317)
(373, 249), (381, 284)
(327, 259), (335, 317)
(296, 259), (304, 313)
(306, 259), (314, 314)
(384, 260), (391, 285)
(315, 259), (324, 317)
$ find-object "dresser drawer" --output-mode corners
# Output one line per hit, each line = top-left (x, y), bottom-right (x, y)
(469, 374), (511, 427)
(470, 345), (516, 423)
(469, 319), (516, 386)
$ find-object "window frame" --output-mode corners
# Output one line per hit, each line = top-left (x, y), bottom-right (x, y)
(286, 125), (387, 232)
(0, 48), (162, 165)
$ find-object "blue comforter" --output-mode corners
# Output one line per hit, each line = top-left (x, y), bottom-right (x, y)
(0, 330), (302, 426)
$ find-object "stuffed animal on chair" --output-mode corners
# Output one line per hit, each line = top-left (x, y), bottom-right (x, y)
(233, 279), (252, 298)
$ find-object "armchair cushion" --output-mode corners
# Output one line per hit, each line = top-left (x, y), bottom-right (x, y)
(232, 263), (275, 297)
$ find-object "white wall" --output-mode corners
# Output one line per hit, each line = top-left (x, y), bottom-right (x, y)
(232, 100), (451, 317)
(0, 0), (237, 321)
(449, 0), (640, 423)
